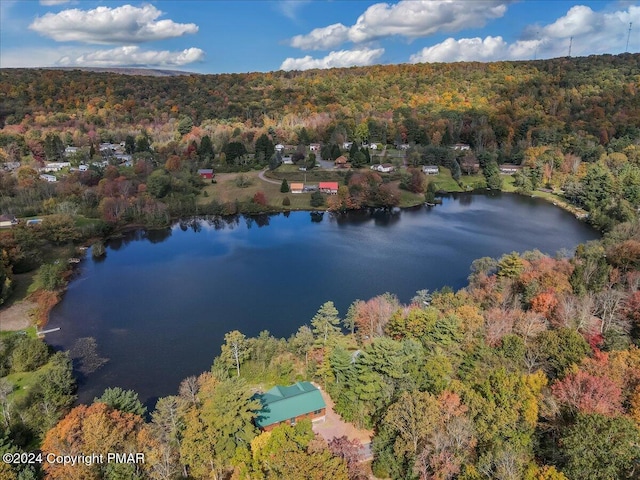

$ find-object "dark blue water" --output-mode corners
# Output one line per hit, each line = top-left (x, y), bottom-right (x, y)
(47, 193), (599, 405)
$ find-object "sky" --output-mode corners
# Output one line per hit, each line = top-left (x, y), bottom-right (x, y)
(0, 0), (638, 73)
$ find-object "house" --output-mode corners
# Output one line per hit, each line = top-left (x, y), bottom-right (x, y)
(254, 382), (326, 431)
(41, 162), (70, 172)
(370, 143), (378, 150)
(275, 144), (285, 153)
(371, 163), (394, 173)
(0, 215), (17, 228)
(342, 141), (353, 150)
(309, 143), (321, 152)
(282, 156), (293, 165)
(79, 164), (89, 172)
(197, 169), (214, 179)
(64, 146), (78, 157)
(2, 162), (20, 171)
(319, 182), (339, 194)
(452, 143), (471, 151)
(398, 143), (411, 150)
(334, 156), (348, 168)
(422, 165), (439, 175)
(40, 174), (57, 183)
(290, 182), (304, 194)
(499, 164), (522, 174)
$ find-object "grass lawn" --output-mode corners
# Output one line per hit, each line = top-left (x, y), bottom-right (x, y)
(4, 361), (53, 403)
(265, 165), (348, 183)
(399, 189), (425, 207)
(198, 171), (319, 210)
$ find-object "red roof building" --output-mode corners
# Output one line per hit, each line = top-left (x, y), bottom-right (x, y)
(319, 182), (339, 194)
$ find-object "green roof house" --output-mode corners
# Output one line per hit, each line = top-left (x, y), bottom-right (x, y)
(255, 382), (326, 431)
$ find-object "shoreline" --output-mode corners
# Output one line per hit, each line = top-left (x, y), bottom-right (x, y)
(0, 188), (592, 334)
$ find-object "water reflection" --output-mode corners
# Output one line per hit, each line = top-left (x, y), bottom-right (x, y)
(48, 194), (600, 406)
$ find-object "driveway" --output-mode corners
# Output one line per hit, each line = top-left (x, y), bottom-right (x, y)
(311, 382), (373, 460)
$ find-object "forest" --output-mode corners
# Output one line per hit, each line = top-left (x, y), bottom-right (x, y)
(0, 53), (639, 478)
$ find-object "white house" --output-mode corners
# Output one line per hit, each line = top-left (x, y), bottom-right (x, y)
(371, 164), (395, 173)
(79, 164), (89, 172)
(40, 174), (57, 183)
(275, 144), (285, 153)
(342, 142), (353, 150)
(64, 146), (78, 157)
(309, 143), (321, 152)
(422, 165), (439, 175)
(0, 215), (17, 228)
(499, 164), (522, 174)
(369, 143), (378, 150)
(452, 143), (471, 151)
(41, 162), (70, 172)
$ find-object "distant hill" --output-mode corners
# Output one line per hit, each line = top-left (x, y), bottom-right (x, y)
(29, 67), (196, 77)
(1, 53), (639, 151)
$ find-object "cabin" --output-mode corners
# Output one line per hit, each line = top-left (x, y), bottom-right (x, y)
(334, 156), (348, 168)
(197, 169), (214, 179)
(319, 182), (339, 194)
(422, 165), (439, 175)
(290, 182), (304, 194)
(0, 215), (17, 228)
(254, 382), (326, 432)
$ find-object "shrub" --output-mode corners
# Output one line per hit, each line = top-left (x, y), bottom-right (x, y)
(282, 196), (291, 206)
(310, 191), (325, 207)
(253, 191), (267, 206)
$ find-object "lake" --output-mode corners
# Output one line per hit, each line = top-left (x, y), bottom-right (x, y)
(47, 193), (600, 405)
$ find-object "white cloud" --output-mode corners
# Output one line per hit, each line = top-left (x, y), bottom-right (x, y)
(410, 4), (640, 64)
(410, 36), (509, 63)
(39, 0), (72, 5)
(276, 0), (311, 21)
(289, 23), (350, 50)
(280, 48), (385, 71)
(289, 0), (510, 50)
(29, 4), (198, 44)
(56, 46), (205, 67)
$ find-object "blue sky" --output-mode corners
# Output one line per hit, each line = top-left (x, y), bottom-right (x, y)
(0, 1), (638, 73)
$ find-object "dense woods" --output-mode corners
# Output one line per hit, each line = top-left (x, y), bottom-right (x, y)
(1, 53), (640, 478)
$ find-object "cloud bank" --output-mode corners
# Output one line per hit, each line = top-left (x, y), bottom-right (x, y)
(56, 46), (205, 67)
(410, 4), (639, 63)
(280, 48), (385, 71)
(30, 4), (198, 44)
(289, 0), (511, 50)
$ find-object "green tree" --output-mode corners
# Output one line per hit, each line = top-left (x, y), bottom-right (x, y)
(311, 301), (341, 345)
(220, 330), (250, 377)
(483, 160), (503, 190)
(95, 387), (147, 416)
(280, 178), (289, 193)
(124, 135), (135, 154)
(146, 169), (171, 198)
(10, 336), (48, 373)
(224, 142), (247, 163)
(181, 377), (261, 479)
(177, 116), (194, 136)
(199, 135), (214, 161)
(310, 191), (325, 207)
(255, 134), (275, 166)
(560, 413), (640, 480)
